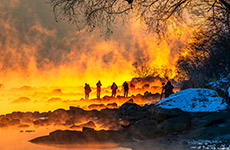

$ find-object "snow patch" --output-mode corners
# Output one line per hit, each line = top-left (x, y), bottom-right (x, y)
(156, 88), (227, 112)
(228, 87), (230, 97)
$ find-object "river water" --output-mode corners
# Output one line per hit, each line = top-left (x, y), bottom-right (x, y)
(0, 127), (131, 150)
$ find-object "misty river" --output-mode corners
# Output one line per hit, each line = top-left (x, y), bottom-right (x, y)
(0, 127), (131, 150)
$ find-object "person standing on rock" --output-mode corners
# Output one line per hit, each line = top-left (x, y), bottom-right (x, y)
(164, 81), (174, 98)
(96, 80), (102, 99)
(84, 83), (91, 100)
(111, 82), (118, 98)
(123, 81), (129, 97)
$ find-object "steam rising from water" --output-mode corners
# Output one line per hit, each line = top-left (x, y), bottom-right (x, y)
(0, 0), (191, 88)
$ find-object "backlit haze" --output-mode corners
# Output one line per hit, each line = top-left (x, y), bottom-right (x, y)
(0, 0), (194, 114)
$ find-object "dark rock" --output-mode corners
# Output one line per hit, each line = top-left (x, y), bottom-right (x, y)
(69, 106), (86, 116)
(99, 108), (118, 118)
(142, 104), (151, 110)
(9, 119), (20, 125)
(128, 118), (158, 139)
(102, 96), (111, 100)
(119, 102), (140, 115)
(82, 127), (95, 132)
(119, 103), (141, 114)
(30, 129), (129, 144)
(182, 141), (189, 145)
(106, 102), (118, 108)
(191, 111), (230, 130)
(148, 106), (185, 122)
(135, 94), (143, 99)
(205, 119), (225, 127)
(187, 125), (230, 140)
(119, 103), (149, 123)
(70, 121), (96, 129)
(9, 112), (23, 119)
(142, 84), (150, 89)
(33, 118), (49, 126)
(125, 99), (134, 103)
(88, 104), (106, 110)
(144, 92), (160, 99)
(1, 117), (10, 124)
(21, 112), (34, 122)
(157, 113), (191, 133)
(50, 109), (68, 123)
(65, 119), (75, 126)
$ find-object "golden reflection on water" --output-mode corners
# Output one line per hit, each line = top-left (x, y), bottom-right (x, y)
(0, 126), (131, 150)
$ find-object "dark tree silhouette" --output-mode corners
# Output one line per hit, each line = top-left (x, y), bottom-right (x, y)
(48, 0), (230, 35)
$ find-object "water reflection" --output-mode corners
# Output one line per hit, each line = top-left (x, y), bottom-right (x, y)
(0, 127), (130, 150)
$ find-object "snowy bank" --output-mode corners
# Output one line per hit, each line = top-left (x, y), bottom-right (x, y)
(156, 88), (227, 112)
(228, 87), (230, 97)
(208, 75), (230, 92)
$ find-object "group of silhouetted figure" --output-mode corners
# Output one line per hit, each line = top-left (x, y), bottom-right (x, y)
(84, 80), (174, 100)
(84, 80), (130, 100)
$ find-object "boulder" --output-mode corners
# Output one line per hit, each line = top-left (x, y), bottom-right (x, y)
(69, 106), (86, 116)
(119, 103), (141, 115)
(88, 104), (106, 110)
(157, 113), (191, 133)
(128, 118), (159, 139)
(148, 105), (185, 122)
(9, 119), (21, 125)
(70, 121), (96, 129)
(106, 102), (118, 108)
(192, 111), (230, 128)
(125, 98), (134, 103)
(99, 108), (118, 118)
(49, 109), (68, 123)
(30, 129), (128, 144)
(118, 103), (149, 122)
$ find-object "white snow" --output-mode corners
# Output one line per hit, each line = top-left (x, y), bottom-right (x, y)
(228, 87), (230, 97)
(208, 75), (230, 92)
(156, 88), (227, 112)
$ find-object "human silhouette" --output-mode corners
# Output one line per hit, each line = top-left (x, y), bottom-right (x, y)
(84, 83), (91, 100)
(164, 81), (174, 98)
(123, 81), (129, 97)
(111, 82), (118, 98)
(160, 82), (165, 100)
(96, 80), (102, 99)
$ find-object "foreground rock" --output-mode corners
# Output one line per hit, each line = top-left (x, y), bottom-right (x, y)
(30, 102), (194, 145)
(30, 127), (129, 144)
(29, 102), (230, 150)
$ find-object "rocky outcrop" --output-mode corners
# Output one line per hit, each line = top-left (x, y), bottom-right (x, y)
(29, 103), (195, 145)
(157, 113), (191, 133)
(30, 128), (129, 144)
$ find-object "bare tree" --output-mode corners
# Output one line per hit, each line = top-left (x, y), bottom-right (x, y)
(48, 0), (230, 35)
(133, 58), (152, 78)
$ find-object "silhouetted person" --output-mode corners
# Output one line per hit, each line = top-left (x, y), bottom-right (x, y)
(164, 81), (174, 98)
(96, 80), (102, 99)
(111, 82), (118, 98)
(160, 82), (165, 100)
(123, 81), (129, 97)
(84, 83), (91, 100)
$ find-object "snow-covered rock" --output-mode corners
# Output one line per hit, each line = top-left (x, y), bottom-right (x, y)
(156, 88), (227, 112)
(208, 75), (230, 92)
(228, 87), (230, 97)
